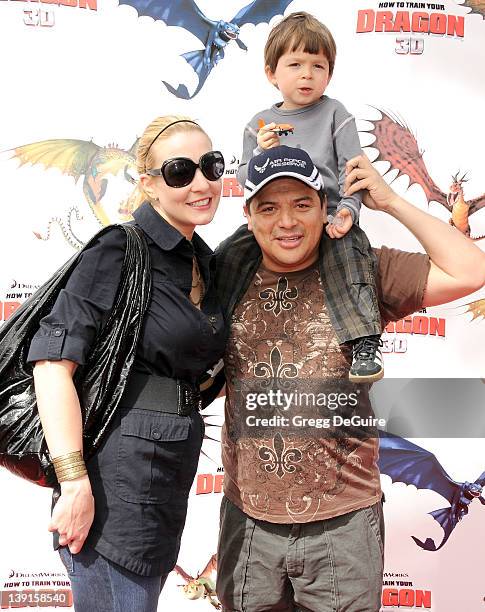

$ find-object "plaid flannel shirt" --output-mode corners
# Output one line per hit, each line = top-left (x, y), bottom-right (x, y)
(214, 223), (381, 344)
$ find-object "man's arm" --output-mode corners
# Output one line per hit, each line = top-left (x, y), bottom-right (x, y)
(344, 155), (485, 306)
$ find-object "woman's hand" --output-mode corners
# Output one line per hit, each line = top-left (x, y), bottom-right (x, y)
(257, 123), (281, 150)
(49, 475), (95, 554)
(344, 154), (399, 213)
(34, 360), (93, 553)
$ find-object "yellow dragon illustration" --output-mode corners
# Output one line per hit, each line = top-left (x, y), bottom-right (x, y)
(8, 137), (139, 247)
(173, 554), (220, 609)
(457, 0), (485, 18)
(464, 299), (485, 322)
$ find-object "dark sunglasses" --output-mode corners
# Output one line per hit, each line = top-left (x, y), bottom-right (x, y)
(146, 150), (225, 188)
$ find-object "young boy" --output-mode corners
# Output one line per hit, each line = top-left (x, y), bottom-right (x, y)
(237, 11), (383, 382)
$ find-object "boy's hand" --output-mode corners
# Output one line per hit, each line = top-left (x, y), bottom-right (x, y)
(257, 122), (281, 150)
(326, 208), (353, 239)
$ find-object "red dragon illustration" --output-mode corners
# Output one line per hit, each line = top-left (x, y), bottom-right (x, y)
(362, 108), (485, 241)
(362, 108), (485, 322)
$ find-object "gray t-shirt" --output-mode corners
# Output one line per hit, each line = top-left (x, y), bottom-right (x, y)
(237, 96), (363, 222)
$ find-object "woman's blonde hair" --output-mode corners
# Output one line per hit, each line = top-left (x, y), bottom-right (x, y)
(125, 115), (207, 216)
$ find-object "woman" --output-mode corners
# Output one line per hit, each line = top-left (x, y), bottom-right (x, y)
(27, 116), (227, 611)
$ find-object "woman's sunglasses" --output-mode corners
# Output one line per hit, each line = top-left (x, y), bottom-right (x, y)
(146, 150), (225, 188)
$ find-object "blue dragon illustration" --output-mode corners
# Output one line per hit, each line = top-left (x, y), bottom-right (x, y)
(378, 431), (485, 551)
(118, 0), (295, 98)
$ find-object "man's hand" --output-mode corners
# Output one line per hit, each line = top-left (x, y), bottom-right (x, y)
(257, 123), (281, 150)
(49, 476), (94, 554)
(344, 155), (485, 306)
(344, 154), (398, 212)
(326, 208), (353, 239)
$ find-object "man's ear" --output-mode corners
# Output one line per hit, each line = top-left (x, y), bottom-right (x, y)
(265, 65), (279, 89)
(243, 204), (253, 231)
(321, 194), (328, 224)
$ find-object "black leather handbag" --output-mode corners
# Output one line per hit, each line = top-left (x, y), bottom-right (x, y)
(0, 224), (151, 487)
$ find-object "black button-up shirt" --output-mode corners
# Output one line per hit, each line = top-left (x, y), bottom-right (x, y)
(28, 202), (226, 576)
(28, 202), (225, 381)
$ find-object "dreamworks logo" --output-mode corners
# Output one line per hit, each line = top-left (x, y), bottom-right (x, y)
(253, 157), (307, 174)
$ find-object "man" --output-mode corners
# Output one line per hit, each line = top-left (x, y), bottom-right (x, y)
(213, 145), (485, 612)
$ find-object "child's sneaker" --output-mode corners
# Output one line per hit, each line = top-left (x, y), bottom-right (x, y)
(349, 335), (384, 383)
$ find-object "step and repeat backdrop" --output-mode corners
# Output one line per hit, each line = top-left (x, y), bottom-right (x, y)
(0, 0), (485, 610)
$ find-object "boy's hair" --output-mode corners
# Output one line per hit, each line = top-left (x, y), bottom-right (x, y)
(264, 12), (337, 76)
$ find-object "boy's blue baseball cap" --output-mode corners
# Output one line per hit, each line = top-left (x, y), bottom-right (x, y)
(244, 145), (324, 202)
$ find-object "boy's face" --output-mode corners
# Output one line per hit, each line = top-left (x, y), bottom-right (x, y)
(265, 46), (331, 110)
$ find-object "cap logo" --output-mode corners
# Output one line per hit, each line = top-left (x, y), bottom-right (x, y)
(245, 146), (322, 202)
(254, 157), (270, 173)
(270, 157), (307, 169)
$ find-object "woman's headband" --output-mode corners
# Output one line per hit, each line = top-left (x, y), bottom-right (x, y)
(144, 119), (200, 169)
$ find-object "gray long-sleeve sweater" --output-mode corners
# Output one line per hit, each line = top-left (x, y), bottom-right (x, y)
(237, 95), (363, 222)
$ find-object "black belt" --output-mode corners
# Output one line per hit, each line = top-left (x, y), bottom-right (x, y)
(121, 372), (201, 416)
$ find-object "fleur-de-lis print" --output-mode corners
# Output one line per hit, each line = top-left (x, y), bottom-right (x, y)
(259, 277), (298, 317)
(254, 346), (298, 381)
(259, 432), (302, 479)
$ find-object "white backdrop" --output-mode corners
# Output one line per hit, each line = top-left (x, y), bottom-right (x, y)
(1, 0), (485, 610)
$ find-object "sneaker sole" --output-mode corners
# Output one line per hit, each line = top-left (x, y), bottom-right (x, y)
(349, 369), (384, 383)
